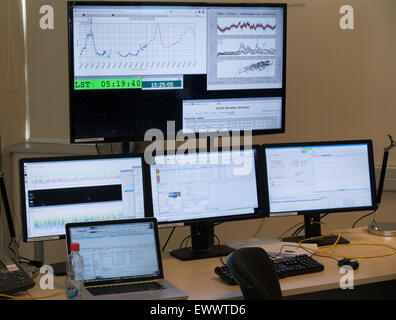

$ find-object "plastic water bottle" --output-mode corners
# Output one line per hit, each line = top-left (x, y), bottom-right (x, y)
(66, 243), (84, 300)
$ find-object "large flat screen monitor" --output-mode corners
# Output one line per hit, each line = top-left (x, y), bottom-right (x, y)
(19, 154), (145, 242)
(261, 140), (377, 245)
(147, 147), (262, 260)
(68, 2), (287, 142)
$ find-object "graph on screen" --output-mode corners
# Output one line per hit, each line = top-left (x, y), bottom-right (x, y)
(27, 171), (122, 189)
(217, 59), (275, 78)
(74, 17), (207, 77)
(31, 203), (124, 237)
(216, 39), (276, 57)
(22, 157), (146, 240)
(217, 17), (276, 35)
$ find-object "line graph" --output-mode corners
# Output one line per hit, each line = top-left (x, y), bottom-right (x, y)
(26, 165), (126, 190)
(33, 210), (124, 232)
(28, 173), (122, 189)
(217, 60), (275, 78)
(30, 203), (125, 236)
(79, 23), (196, 60)
(239, 60), (273, 74)
(217, 39), (276, 57)
(74, 21), (206, 77)
(217, 17), (276, 35)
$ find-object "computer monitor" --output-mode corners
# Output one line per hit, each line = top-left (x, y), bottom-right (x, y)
(19, 154), (145, 242)
(261, 140), (377, 246)
(68, 2), (287, 142)
(146, 147), (262, 260)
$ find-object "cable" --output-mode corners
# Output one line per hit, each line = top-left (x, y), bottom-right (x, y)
(179, 234), (191, 249)
(6, 233), (41, 268)
(311, 251), (340, 263)
(278, 222), (304, 241)
(315, 243), (396, 260)
(162, 227), (175, 252)
(269, 243), (303, 260)
(0, 291), (65, 300)
(297, 221), (396, 260)
(291, 225), (304, 237)
(214, 234), (227, 266)
(278, 213), (330, 240)
(269, 243), (339, 263)
(299, 221), (341, 255)
(253, 218), (265, 238)
(7, 239), (17, 257)
(17, 256), (43, 268)
(352, 210), (376, 228)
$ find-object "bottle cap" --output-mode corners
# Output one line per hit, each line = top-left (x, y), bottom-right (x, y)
(70, 243), (80, 251)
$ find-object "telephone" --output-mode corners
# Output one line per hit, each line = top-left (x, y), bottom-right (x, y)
(0, 255), (35, 295)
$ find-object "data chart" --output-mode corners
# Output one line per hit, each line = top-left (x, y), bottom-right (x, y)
(74, 19), (206, 77)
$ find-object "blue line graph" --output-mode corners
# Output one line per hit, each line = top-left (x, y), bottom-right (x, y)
(73, 20), (207, 77)
(73, 18), (206, 77)
(79, 23), (196, 59)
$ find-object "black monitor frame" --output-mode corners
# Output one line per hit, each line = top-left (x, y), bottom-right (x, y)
(19, 153), (147, 243)
(144, 145), (264, 260)
(261, 140), (378, 246)
(67, 1), (287, 143)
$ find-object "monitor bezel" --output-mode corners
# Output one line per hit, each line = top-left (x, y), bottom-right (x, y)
(144, 145), (264, 226)
(261, 140), (378, 217)
(67, 1), (287, 143)
(19, 153), (146, 242)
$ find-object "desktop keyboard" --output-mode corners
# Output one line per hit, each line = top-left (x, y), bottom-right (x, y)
(86, 281), (164, 296)
(273, 254), (324, 278)
(215, 254), (324, 285)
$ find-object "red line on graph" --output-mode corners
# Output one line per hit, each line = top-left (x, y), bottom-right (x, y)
(217, 21), (276, 33)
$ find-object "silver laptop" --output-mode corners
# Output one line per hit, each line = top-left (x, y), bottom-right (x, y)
(65, 218), (187, 300)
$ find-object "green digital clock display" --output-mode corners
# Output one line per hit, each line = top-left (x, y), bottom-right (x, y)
(74, 78), (142, 90)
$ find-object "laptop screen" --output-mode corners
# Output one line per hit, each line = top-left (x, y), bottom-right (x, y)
(67, 220), (162, 285)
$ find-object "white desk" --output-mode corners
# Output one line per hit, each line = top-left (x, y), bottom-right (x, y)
(21, 227), (396, 300)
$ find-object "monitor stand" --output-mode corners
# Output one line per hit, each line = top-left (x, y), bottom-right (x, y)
(282, 214), (350, 247)
(34, 242), (67, 276)
(51, 261), (67, 276)
(169, 223), (232, 261)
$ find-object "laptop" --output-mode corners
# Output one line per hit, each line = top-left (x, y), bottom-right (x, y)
(65, 218), (187, 300)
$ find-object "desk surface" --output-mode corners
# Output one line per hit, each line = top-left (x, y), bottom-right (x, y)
(22, 227), (396, 300)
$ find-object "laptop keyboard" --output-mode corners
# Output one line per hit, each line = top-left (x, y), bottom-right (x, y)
(87, 281), (164, 296)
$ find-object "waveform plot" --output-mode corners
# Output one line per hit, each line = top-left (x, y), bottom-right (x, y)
(74, 21), (206, 77)
(28, 173), (122, 189)
(217, 39), (276, 57)
(239, 60), (273, 74)
(217, 17), (276, 35)
(217, 59), (275, 79)
(79, 23), (196, 60)
(31, 206), (125, 235)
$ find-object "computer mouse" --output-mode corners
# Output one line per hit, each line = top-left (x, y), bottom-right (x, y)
(338, 258), (359, 270)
